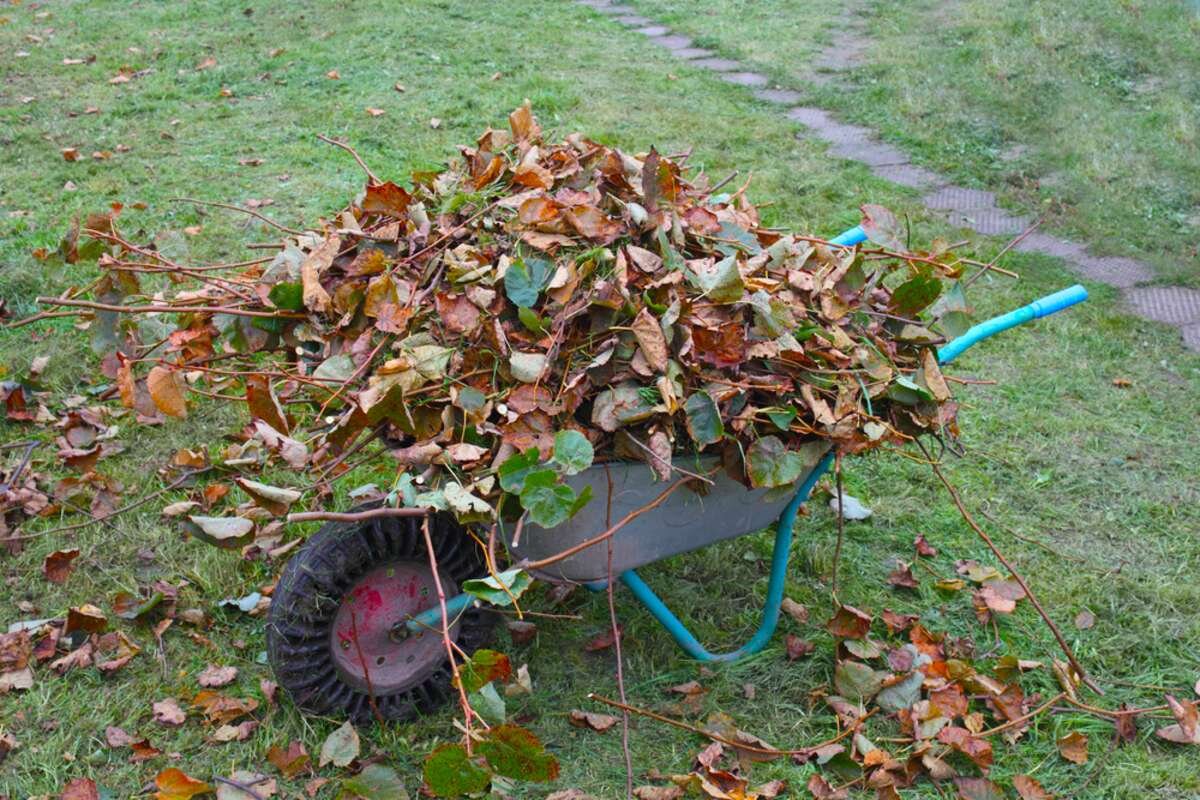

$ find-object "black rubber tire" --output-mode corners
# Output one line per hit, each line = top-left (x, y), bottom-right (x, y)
(266, 511), (493, 724)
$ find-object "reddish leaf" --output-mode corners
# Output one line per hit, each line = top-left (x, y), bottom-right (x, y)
(61, 778), (100, 800)
(825, 604), (873, 640)
(953, 777), (1005, 800)
(785, 634), (814, 661)
(267, 740), (310, 778)
(937, 726), (993, 769)
(362, 181), (412, 218)
(569, 710), (619, 732)
(914, 533), (937, 557)
(1012, 774), (1055, 800)
(154, 768), (212, 800)
(584, 625), (623, 652)
(42, 548), (80, 584)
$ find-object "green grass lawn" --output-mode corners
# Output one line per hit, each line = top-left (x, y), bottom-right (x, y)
(628, 0), (1200, 286)
(2, 1), (1199, 798)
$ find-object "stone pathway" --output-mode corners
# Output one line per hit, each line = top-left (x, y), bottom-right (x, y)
(573, 0), (1200, 352)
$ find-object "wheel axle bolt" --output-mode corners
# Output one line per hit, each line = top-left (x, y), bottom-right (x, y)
(340, 640), (351, 650)
(388, 622), (410, 643)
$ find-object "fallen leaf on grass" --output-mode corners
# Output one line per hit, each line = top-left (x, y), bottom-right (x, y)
(61, 147), (80, 162)
(887, 562), (918, 589)
(210, 720), (258, 743)
(584, 625), (622, 652)
(365, 107), (385, 117)
(569, 710), (619, 732)
(1156, 694), (1200, 745)
(826, 604), (872, 639)
(42, 548), (80, 584)
(64, 604), (107, 635)
(338, 764), (404, 799)
(937, 726), (993, 769)
(155, 768), (212, 800)
(192, 690), (258, 724)
(633, 786), (684, 800)
(914, 533), (937, 557)
(1012, 774), (1055, 799)
(781, 597), (808, 624)
(953, 777), (1005, 800)
(233, 478), (300, 515)
(1074, 610), (1095, 630)
(198, 664), (238, 688)
(268, 740), (310, 777)
(785, 634), (814, 661)
(61, 778), (100, 800)
(319, 720), (360, 767)
(1056, 730), (1089, 764)
(153, 698), (187, 726)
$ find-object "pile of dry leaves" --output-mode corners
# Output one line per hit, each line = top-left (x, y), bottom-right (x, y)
(35, 103), (964, 534)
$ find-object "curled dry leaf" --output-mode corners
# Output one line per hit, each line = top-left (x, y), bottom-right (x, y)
(147, 366), (188, 419)
(42, 548), (80, 584)
(155, 767), (212, 800)
(198, 664), (238, 688)
(1056, 730), (1089, 764)
(153, 697), (187, 726)
(568, 710), (619, 732)
(319, 720), (360, 767)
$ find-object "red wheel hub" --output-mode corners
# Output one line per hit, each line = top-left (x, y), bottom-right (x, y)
(329, 561), (459, 694)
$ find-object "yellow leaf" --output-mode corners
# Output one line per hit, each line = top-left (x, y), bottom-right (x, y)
(155, 767), (212, 799)
(147, 366), (187, 419)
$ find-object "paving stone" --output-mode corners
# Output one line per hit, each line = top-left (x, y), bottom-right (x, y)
(1071, 254), (1155, 289)
(922, 185), (1000, 212)
(786, 106), (834, 126)
(691, 57), (741, 72)
(635, 25), (671, 36)
(870, 163), (942, 189)
(721, 72), (770, 87)
(614, 14), (652, 25)
(649, 34), (694, 51)
(1125, 287), (1200, 325)
(594, 3), (636, 14)
(753, 88), (803, 104)
(1180, 323), (1200, 352)
(575, 0), (613, 7)
(672, 47), (714, 60)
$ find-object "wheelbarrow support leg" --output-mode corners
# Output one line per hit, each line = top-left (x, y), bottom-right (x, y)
(619, 451), (834, 662)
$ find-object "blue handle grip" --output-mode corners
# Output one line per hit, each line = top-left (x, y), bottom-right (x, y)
(1029, 284), (1088, 319)
(829, 224), (868, 247)
(938, 284), (1088, 364)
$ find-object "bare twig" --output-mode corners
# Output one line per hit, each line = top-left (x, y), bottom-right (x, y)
(171, 198), (304, 236)
(588, 693), (875, 757)
(917, 440), (1103, 695)
(287, 507), (429, 524)
(831, 451), (845, 599)
(213, 776), (267, 800)
(421, 516), (479, 749)
(316, 134), (380, 184)
(10, 467), (210, 541)
(964, 216), (1042, 288)
(603, 466), (633, 800)
(348, 608), (386, 725)
(36, 296), (302, 321)
(516, 477), (691, 572)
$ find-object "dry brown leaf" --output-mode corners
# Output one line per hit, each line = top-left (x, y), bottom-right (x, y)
(147, 366), (188, 419)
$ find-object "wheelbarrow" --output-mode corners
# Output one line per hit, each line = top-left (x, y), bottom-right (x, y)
(266, 224), (1089, 722)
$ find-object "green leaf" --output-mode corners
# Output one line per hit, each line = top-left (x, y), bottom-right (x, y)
(517, 305), (548, 334)
(551, 430), (593, 475)
(655, 228), (685, 272)
(458, 649), (512, 694)
(688, 254), (745, 304)
(833, 660), (885, 702)
(683, 391), (724, 446)
(568, 484), (594, 518)
(477, 724), (560, 783)
(498, 449), (542, 493)
(520, 470), (576, 528)
(339, 764), (410, 800)
(503, 256), (552, 308)
(268, 281), (304, 311)
(745, 436), (806, 489)
(714, 221), (762, 256)
(763, 406), (797, 431)
(312, 353), (356, 383)
(886, 374), (934, 406)
(890, 271), (942, 318)
(319, 721), (361, 768)
(468, 682), (507, 726)
(463, 569), (533, 607)
(423, 744), (490, 798)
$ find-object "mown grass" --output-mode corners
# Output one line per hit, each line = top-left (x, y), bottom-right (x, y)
(628, 0), (1200, 286)
(1, 1), (1198, 798)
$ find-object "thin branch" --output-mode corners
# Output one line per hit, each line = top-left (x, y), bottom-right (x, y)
(36, 296), (302, 321)
(964, 216), (1042, 288)
(603, 466), (633, 800)
(516, 477), (691, 572)
(287, 507), (429, 524)
(421, 516), (479, 749)
(10, 467), (210, 541)
(588, 693), (874, 757)
(978, 692), (1066, 738)
(348, 608), (386, 725)
(831, 451), (845, 599)
(171, 198), (303, 236)
(316, 134), (380, 184)
(917, 440), (1103, 695)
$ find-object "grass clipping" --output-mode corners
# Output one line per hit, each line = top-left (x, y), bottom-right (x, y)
(61, 103), (965, 531)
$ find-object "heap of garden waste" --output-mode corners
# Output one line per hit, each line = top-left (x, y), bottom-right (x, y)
(53, 103), (967, 531)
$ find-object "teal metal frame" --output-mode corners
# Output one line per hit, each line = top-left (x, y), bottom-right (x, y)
(404, 223), (1089, 662)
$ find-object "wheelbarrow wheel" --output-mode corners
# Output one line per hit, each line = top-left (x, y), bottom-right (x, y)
(267, 510), (493, 723)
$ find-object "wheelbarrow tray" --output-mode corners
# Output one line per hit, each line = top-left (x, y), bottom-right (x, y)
(506, 445), (829, 583)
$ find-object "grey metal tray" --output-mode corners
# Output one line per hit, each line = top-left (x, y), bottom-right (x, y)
(506, 449), (826, 583)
